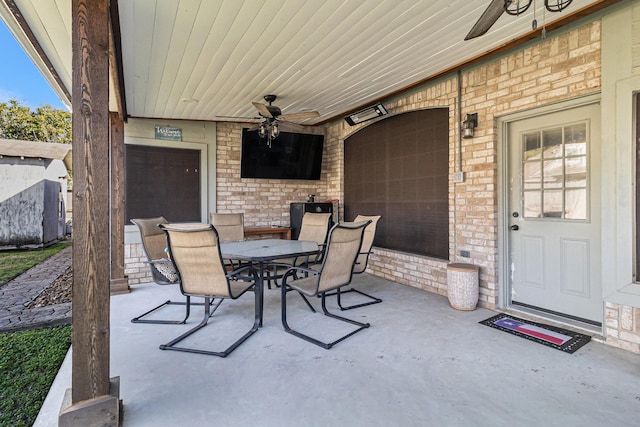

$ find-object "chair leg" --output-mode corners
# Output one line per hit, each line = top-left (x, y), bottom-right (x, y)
(281, 285), (369, 349)
(159, 297), (258, 357)
(335, 287), (382, 311)
(131, 296), (195, 325)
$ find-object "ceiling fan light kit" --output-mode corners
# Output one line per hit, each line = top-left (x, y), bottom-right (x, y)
(249, 94), (320, 148)
(504, 0), (532, 16)
(258, 121), (279, 139)
(345, 103), (388, 126)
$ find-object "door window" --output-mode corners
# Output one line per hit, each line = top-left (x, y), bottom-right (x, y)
(521, 123), (588, 220)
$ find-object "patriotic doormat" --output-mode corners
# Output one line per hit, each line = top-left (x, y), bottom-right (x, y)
(479, 313), (591, 354)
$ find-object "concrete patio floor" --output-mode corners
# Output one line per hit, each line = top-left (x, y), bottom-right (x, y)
(35, 274), (640, 426)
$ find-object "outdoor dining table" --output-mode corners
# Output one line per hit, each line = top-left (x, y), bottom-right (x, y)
(220, 238), (319, 326)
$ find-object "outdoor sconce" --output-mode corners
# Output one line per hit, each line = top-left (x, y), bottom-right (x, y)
(345, 103), (388, 126)
(462, 113), (478, 139)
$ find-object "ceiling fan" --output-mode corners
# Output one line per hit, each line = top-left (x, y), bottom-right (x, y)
(249, 94), (320, 147)
(465, 0), (573, 41)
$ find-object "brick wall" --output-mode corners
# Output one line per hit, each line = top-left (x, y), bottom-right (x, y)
(215, 123), (330, 227)
(124, 241), (149, 285)
(605, 302), (640, 353)
(324, 21), (601, 309)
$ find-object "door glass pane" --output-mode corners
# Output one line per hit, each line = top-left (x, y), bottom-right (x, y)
(543, 190), (563, 218)
(565, 123), (587, 155)
(565, 156), (587, 187)
(523, 161), (541, 189)
(543, 159), (563, 188)
(565, 189), (587, 220)
(524, 133), (541, 160)
(542, 128), (562, 158)
(523, 191), (541, 218)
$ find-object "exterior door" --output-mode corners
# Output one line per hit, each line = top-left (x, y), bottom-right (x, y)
(508, 102), (602, 323)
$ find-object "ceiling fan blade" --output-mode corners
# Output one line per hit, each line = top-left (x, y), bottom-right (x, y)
(464, 0), (509, 41)
(279, 111), (320, 122)
(252, 101), (273, 118)
(247, 123), (262, 131)
(277, 121), (311, 133)
(215, 115), (261, 121)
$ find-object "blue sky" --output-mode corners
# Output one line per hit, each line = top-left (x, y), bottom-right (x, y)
(0, 20), (67, 110)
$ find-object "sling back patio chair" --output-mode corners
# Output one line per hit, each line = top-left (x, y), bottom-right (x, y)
(332, 214), (383, 310)
(209, 212), (245, 242)
(159, 223), (260, 357)
(268, 212), (331, 287)
(130, 216), (194, 324)
(210, 212), (246, 269)
(295, 212), (332, 264)
(280, 220), (372, 349)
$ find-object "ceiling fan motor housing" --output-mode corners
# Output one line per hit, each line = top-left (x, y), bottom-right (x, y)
(266, 105), (282, 117)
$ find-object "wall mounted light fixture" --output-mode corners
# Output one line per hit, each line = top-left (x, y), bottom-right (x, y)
(462, 113), (478, 139)
(345, 103), (388, 126)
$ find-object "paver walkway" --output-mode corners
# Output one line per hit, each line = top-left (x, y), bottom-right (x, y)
(0, 246), (72, 333)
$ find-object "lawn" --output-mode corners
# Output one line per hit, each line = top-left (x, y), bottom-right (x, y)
(0, 326), (71, 426)
(0, 242), (73, 426)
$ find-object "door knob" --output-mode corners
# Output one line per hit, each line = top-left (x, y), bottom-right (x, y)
(510, 225), (519, 231)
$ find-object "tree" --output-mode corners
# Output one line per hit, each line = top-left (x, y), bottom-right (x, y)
(0, 99), (71, 144)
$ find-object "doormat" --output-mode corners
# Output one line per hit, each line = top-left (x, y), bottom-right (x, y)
(479, 313), (591, 354)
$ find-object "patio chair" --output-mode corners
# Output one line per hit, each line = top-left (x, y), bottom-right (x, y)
(296, 212), (332, 264)
(332, 215), (383, 310)
(130, 216), (193, 324)
(280, 219), (371, 349)
(210, 212), (246, 269)
(159, 223), (260, 357)
(269, 212), (331, 286)
(209, 212), (245, 242)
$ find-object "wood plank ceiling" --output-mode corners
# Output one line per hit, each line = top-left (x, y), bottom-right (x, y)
(2, 0), (609, 125)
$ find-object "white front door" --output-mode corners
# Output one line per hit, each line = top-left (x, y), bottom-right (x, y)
(507, 102), (602, 323)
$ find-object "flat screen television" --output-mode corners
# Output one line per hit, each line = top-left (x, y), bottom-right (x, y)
(240, 128), (324, 180)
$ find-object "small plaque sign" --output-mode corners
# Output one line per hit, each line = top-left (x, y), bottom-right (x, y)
(154, 125), (182, 141)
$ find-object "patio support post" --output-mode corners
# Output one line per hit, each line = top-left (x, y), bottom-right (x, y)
(59, 0), (121, 425)
(110, 112), (129, 295)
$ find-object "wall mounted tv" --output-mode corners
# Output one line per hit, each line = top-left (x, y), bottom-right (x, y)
(240, 128), (324, 180)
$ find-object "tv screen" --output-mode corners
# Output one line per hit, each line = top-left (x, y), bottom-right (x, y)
(241, 128), (324, 180)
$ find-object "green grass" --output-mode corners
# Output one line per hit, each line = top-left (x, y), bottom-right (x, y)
(0, 242), (71, 287)
(0, 242), (73, 426)
(0, 325), (72, 427)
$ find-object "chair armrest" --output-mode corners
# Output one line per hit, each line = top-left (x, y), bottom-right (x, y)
(281, 265), (319, 286)
(227, 264), (258, 282)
